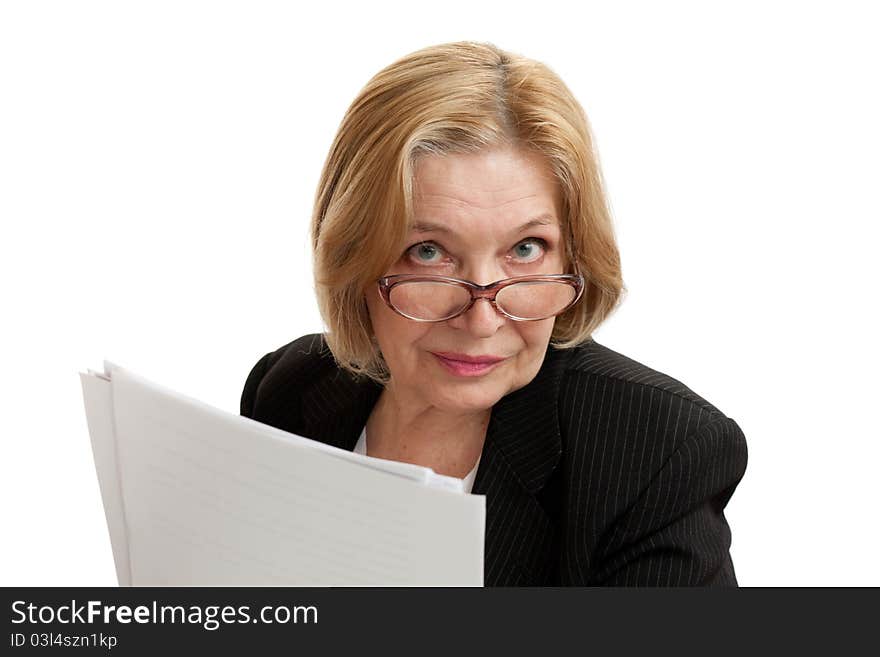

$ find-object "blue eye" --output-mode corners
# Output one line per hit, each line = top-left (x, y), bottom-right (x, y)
(408, 241), (444, 264)
(512, 238), (547, 263)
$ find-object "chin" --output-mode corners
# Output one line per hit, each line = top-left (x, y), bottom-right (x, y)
(429, 382), (506, 413)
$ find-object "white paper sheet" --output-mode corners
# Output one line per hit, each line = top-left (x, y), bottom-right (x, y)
(79, 363), (486, 586)
(79, 370), (132, 586)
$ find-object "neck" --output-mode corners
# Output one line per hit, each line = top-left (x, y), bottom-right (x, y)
(365, 380), (489, 476)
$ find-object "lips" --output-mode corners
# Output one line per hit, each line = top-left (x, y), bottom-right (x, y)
(431, 352), (506, 364)
(431, 352), (508, 378)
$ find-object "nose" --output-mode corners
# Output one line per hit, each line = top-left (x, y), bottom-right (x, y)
(447, 296), (506, 336)
(446, 267), (507, 336)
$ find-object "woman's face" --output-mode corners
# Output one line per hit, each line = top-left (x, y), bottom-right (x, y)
(365, 145), (568, 414)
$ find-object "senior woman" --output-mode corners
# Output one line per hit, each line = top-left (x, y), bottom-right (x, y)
(240, 41), (748, 586)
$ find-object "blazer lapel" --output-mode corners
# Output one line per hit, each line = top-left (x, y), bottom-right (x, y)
(474, 342), (569, 495)
(472, 343), (571, 584)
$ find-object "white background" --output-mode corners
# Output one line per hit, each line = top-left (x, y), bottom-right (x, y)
(2, 1), (878, 586)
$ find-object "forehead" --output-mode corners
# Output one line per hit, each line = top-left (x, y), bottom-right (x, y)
(409, 148), (562, 235)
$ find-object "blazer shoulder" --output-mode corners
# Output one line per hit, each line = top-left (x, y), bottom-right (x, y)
(554, 341), (748, 586)
(240, 333), (335, 418)
(562, 339), (726, 418)
(556, 339), (745, 468)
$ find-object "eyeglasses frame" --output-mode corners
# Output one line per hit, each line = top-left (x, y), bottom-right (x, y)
(376, 272), (586, 322)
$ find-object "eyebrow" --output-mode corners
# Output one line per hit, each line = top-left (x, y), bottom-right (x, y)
(409, 214), (558, 235)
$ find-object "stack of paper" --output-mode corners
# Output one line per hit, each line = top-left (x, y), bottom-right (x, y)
(79, 362), (485, 586)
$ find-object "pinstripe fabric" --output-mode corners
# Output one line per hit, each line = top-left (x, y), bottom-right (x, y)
(240, 333), (748, 586)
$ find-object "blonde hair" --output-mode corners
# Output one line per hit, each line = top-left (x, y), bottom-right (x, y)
(311, 41), (625, 384)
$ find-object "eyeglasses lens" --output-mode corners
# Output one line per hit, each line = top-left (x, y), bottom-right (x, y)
(388, 281), (577, 321)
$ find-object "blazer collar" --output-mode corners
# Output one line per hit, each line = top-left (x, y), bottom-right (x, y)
(298, 340), (571, 496)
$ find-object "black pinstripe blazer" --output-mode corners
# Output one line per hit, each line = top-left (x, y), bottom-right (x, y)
(240, 333), (748, 587)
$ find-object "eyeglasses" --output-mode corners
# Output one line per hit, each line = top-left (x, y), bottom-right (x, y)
(376, 272), (585, 322)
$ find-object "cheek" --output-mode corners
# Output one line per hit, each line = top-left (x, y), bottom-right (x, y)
(512, 320), (555, 372)
(367, 287), (403, 338)
(369, 301), (434, 364)
(519, 317), (556, 349)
